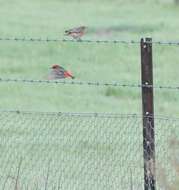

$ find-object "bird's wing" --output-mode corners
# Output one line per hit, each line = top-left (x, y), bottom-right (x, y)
(65, 27), (81, 34)
(56, 70), (65, 78)
(49, 70), (65, 79)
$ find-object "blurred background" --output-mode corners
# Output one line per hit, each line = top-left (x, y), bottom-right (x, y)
(0, 0), (179, 115)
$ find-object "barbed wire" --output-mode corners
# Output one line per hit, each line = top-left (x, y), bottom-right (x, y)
(0, 109), (138, 118)
(0, 37), (179, 45)
(0, 109), (179, 121)
(0, 37), (139, 44)
(0, 78), (179, 90)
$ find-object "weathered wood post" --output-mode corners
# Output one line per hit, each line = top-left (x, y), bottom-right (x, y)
(141, 38), (156, 190)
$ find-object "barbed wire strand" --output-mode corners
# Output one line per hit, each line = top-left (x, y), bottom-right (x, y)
(0, 37), (139, 44)
(0, 109), (179, 121)
(0, 37), (179, 46)
(0, 78), (179, 90)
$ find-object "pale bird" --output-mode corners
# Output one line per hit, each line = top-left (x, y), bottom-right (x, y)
(64, 26), (87, 40)
(48, 65), (75, 80)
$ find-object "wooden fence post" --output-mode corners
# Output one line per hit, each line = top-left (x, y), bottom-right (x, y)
(141, 38), (156, 190)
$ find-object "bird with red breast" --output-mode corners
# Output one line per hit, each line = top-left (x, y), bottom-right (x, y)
(64, 26), (87, 40)
(48, 65), (75, 80)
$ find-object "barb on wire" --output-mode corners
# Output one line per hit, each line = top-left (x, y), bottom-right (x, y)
(0, 77), (179, 90)
(0, 37), (179, 45)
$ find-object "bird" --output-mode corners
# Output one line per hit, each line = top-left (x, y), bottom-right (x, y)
(48, 65), (75, 80)
(64, 26), (87, 40)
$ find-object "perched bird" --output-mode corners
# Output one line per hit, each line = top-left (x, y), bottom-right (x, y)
(64, 26), (87, 40)
(48, 65), (75, 80)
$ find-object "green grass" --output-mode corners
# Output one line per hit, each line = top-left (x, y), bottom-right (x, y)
(0, 0), (179, 114)
(0, 0), (179, 189)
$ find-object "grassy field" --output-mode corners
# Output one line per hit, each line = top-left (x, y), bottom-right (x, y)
(0, 0), (179, 114)
(0, 0), (179, 189)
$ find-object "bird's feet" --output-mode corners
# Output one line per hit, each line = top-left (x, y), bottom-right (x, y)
(76, 38), (82, 42)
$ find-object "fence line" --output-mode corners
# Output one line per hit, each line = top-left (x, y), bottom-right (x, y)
(0, 110), (138, 118)
(1, 36), (179, 189)
(0, 111), (145, 190)
(1, 109), (179, 121)
(1, 77), (179, 90)
(0, 37), (179, 45)
(0, 109), (178, 189)
(0, 37), (140, 44)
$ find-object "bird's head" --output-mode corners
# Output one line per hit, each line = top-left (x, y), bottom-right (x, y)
(81, 26), (87, 30)
(51, 64), (60, 69)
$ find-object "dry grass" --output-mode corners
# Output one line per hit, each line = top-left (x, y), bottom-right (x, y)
(157, 137), (179, 190)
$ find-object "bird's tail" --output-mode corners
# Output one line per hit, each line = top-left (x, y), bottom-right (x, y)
(64, 71), (75, 79)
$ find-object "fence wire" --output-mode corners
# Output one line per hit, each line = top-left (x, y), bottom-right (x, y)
(1, 78), (179, 91)
(0, 37), (139, 44)
(0, 111), (143, 190)
(0, 37), (179, 46)
(0, 110), (179, 190)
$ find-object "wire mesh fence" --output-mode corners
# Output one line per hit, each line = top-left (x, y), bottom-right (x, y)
(0, 110), (179, 190)
(0, 111), (143, 190)
(155, 117), (179, 190)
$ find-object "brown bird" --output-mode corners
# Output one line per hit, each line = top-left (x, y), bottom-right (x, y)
(64, 26), (87, 40)
(48, 65), (75, 80)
